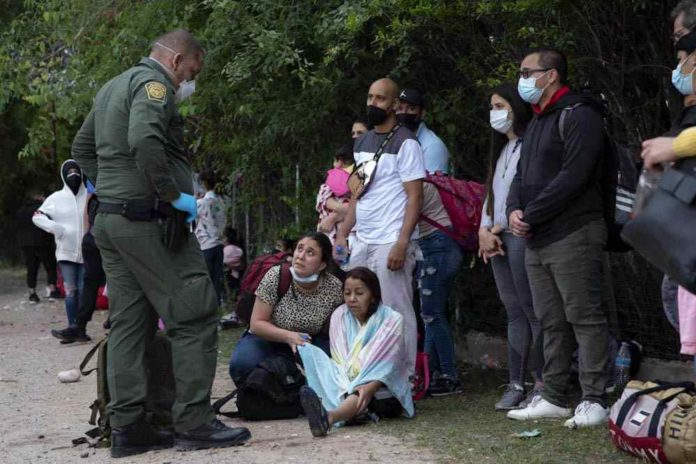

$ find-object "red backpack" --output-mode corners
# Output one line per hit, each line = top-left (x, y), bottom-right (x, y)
(422, 173), (485, 251)
(236, 252), (292, 324)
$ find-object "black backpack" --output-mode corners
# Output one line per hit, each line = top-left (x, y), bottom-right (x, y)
(213, 353), (305, 421)
(78, 331), (176, 447)
(558, 102), (639, 252)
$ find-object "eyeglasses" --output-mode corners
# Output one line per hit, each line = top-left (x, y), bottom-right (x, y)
(518, 68), (550, 79)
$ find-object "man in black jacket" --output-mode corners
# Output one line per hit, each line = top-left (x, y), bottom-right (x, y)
(506, 48), (610, 428)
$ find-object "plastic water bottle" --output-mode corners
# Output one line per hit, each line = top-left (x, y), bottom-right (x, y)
(614, 341), (633, 390)
(335, 245), (349, 267)
(632, 168), (662, 217)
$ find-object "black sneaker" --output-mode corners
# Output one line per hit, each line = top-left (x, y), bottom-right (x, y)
(51, 326), (91, 343)
(29, 292), (40, 304)
(428, 376), (463, 397)
(48, 290), (62, 300)
(103, 318), (111, 330)
(175, 419), (250, 451)
(111, 419), (174, 458)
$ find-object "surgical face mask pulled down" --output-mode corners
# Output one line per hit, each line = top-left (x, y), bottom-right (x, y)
(490, 109), (513, 134)
(289, 266), (320, 284)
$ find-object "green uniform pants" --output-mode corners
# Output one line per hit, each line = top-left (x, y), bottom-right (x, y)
(93, 213), (218, 431)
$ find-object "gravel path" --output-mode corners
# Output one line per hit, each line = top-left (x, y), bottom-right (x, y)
(0, 268), (434, 463)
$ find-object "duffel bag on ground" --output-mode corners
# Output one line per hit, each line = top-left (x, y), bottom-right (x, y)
(609, 380), (696, 463)
(663, 393), (696, 464)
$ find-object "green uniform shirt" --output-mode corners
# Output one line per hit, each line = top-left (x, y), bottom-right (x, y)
(72, 58), (192, 203)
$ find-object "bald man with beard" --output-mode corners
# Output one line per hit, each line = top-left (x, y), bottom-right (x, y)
(334, 78), (425, 379)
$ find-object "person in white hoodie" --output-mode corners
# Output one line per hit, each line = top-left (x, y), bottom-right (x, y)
(33, 159), (88, 329)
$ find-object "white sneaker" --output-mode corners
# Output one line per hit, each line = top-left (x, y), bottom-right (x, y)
(506, 395), (572, 420)
(564, 401), (609, 429)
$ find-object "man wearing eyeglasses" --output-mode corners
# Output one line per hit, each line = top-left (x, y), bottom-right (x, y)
(334, 78), (426, 379)
(505, 48), (610, 429)
(673, 0), (696, 44)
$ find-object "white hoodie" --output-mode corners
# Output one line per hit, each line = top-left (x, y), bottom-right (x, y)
(32, 159), (87, 263)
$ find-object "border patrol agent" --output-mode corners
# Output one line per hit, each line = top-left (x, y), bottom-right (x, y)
(72, 29), (250, 458)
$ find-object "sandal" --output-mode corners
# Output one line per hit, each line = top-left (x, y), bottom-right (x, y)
(300, 386), (330, 437)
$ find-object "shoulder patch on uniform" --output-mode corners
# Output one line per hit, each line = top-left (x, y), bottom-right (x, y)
(144, 81), (167, 103)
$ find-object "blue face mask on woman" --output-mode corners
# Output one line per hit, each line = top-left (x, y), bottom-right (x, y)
(672, 56), (696, 96)
(517, 70), (549, 105)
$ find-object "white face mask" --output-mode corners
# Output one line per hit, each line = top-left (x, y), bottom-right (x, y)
(289, 266), (320, 284)
(490, 109), (513, 134)
(175, 80), (196, 103)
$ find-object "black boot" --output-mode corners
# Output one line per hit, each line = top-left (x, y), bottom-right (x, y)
(111, 418), (174, 458)
(175, 419), (251, 451)
(51, 325), (91, 343)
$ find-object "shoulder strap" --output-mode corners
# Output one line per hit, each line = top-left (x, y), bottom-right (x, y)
(276, 262), (292, 302)
(420, 215), (465, 248)
(372, 123), (402, 165)
(212, 390), (240, 418)
(558, 103), (584, 143)
(80, 336), (107, 376)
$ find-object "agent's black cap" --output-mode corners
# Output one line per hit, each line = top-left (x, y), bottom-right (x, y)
(398, 88), (426, 108)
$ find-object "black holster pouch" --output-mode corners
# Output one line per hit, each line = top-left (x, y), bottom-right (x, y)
(163, 210), (189, 251)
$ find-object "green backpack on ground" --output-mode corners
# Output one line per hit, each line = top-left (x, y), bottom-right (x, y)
(78, 331), (176, 447)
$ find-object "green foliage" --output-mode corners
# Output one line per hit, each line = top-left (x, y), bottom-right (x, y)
(0, 0), (682, 252)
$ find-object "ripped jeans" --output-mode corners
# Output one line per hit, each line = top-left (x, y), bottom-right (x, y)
(58, 260), (85, 326)
(418, 230), (463, 379)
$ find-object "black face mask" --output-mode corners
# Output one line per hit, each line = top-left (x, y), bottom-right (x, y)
(676, 29), (696, 55)
(366, 105), (388, 127)
(66, 175), (82, 195)
(396, 113), (420, 132)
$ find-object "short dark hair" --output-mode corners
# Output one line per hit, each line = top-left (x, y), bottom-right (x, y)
(528, 47), (568, 84)
(334, 143), (355, 165)
(299, 232), (334, 274)
(198, 170), (217, 190)
(153, 29), (204, 57)
(344, 267), (382, 319)
(673, 0), (696, 27)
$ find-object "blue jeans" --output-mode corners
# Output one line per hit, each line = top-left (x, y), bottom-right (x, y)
(418, 230), (463, 379)
(228, 331), (331, 383)
(490, 232), (543, 384)
(59, 261), (85, 326)
(203, 245), (225, 304)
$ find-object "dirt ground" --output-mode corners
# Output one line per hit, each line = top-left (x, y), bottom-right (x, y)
(0, 268), (436, 464)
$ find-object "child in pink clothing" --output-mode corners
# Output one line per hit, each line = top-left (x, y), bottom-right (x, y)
(315, 143), (354, 242)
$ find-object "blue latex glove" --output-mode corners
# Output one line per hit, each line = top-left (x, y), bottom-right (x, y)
(85, 179), (96, 194)
(171, 193), (197, 223)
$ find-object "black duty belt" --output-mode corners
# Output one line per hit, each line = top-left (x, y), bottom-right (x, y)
(98, 199), (175, 221)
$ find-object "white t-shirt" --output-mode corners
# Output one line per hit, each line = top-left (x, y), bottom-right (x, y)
(353, 126), (426, 244)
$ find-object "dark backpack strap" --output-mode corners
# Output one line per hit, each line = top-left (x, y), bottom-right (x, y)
(615, 381), (696, 428)
(212, 390), (240, 418)
(79, 337), (107, 376)
(277, 262), (292, 302)
(558, 103), (585, 143)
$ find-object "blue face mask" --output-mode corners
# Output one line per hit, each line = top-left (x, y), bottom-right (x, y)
(517, 71), (549, 104)
(672, 59), (695, 96)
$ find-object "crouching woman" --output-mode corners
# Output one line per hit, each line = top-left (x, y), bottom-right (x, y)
(297, 267), (414, 437)
(228, 232), (343, 383)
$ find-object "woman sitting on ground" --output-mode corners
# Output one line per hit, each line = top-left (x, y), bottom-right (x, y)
(297, 267), (414, 437)
(228, 232), (343, 383)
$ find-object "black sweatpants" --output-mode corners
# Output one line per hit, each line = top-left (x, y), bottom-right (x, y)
(22, 245), (57, 289)
(75, 232), (106, 329)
